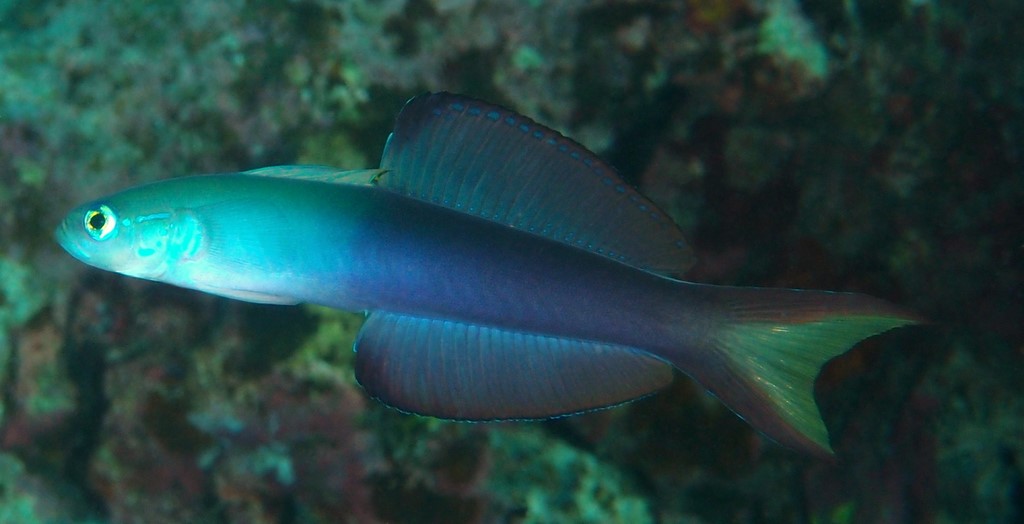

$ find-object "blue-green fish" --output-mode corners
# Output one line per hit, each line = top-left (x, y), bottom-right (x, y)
(56, 92), (917, 455)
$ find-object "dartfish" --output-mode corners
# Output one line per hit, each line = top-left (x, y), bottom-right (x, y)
(56, 92), (917, 455)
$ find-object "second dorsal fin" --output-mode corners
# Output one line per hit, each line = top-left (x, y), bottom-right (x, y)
(379, 92), (695, 277)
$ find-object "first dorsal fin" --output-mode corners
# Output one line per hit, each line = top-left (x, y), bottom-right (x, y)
(379, 92), (695, 276)
(243, 165), (385, 186)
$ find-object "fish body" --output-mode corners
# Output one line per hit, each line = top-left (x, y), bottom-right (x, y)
(61, 174), (687, 346)
(57, 93), (917, 455)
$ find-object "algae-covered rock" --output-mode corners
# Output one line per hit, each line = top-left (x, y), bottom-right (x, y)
(0, 452), (101, 523)
(0, 258), (52, 426)
(487, 427), (653, 524)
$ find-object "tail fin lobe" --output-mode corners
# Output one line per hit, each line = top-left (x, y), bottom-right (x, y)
(682, 286), (918, 456)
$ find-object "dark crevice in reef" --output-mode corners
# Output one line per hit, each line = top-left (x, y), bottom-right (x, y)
(61, 284), (112, 519)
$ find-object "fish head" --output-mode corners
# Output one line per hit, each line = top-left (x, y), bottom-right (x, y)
(56, 190), (205, 282)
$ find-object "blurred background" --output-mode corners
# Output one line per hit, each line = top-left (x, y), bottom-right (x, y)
(0, 0), (1021, 522)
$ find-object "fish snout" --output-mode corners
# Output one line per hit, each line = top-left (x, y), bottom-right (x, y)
(55, 217), (91, 261)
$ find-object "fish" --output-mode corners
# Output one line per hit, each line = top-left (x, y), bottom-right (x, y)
(55, 92), (918, 456)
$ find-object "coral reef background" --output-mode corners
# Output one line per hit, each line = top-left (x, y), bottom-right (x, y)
(1, 0), (1021, 522)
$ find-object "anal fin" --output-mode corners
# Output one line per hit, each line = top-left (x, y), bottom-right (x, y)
(354, 312), (673, 420)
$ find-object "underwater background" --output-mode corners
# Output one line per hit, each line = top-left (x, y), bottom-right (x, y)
(0, 0), (1021, 522)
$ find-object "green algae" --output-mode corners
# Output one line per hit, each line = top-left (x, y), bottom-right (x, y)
(0, 258), (51, 424)
(758, 0), (829, 82)
(0, 453), (103, 524)
(0, 454), (47, 524)
(282, 306), (365, 387)
(297, 134), (370, 173)
(488, 427), (653, 524)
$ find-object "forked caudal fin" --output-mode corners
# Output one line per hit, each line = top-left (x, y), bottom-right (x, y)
(676, 285), (920, 457)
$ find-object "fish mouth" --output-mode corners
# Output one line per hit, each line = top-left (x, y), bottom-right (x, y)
(55, 220), (91, 261)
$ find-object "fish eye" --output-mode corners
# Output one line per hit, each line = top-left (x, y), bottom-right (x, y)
(84, 204), (117, 241)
